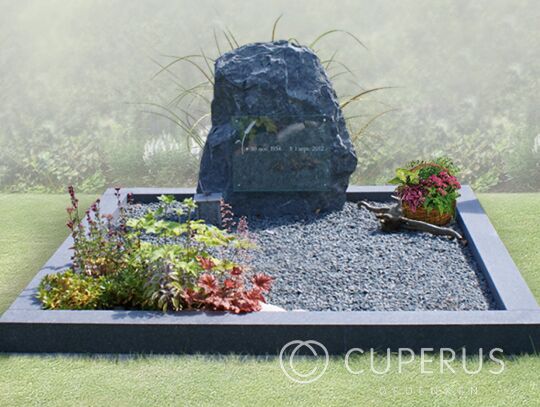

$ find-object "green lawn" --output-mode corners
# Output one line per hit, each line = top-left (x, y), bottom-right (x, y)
(0, 193), (539, 406)
(477, 194), (540, 301)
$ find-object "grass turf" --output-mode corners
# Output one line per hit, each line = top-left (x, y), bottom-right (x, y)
(0, 193), (539, 406)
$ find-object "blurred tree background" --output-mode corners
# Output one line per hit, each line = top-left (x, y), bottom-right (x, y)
(0, 0), (538, 193)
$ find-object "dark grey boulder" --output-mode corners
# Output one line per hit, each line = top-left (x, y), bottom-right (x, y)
(197, 40), (357, 216)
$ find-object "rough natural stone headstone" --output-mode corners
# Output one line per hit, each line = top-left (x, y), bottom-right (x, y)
(197, 40), (357, 216)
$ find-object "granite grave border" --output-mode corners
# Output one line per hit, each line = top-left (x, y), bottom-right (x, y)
(1, 186), (539, 354)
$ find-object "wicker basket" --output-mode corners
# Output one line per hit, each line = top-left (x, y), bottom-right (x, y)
(399, 162), (456, 226)
(402, 202), (455, 226)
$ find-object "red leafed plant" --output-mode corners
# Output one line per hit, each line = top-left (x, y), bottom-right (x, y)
(183, 261), (273, 314)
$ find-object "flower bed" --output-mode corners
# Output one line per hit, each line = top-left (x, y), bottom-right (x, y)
(38, 188), (272, 313)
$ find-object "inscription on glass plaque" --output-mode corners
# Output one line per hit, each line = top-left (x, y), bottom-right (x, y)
(232, 117), (333, 192)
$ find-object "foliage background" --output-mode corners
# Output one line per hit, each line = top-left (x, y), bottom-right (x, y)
(0, 0), (538, 193)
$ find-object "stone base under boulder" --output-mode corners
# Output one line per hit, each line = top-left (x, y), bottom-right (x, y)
(226, 191), (347, 217)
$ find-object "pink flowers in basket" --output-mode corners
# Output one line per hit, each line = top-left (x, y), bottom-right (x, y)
(389, 157), (461, 215)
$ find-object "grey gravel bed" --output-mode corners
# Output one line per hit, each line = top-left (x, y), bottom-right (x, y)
(125, 201), (496, 311)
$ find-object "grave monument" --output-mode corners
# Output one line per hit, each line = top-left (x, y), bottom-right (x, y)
(197, 40), (357, 216)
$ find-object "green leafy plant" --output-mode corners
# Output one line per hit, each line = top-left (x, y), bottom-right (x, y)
(38, 270), (107, 310)
(1, 126), (107, 193)
(126, 196), (261, 312)
(38, 188), (271, 313)
(37, 267), (148, 310)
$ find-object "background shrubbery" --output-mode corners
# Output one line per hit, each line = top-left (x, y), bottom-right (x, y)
(0, 0), (538, 193)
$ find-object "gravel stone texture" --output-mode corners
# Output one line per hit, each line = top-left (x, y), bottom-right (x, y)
(125, 201), (497, 311)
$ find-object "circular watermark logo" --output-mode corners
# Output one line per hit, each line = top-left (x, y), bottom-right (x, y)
(279, 340), (329, 384)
